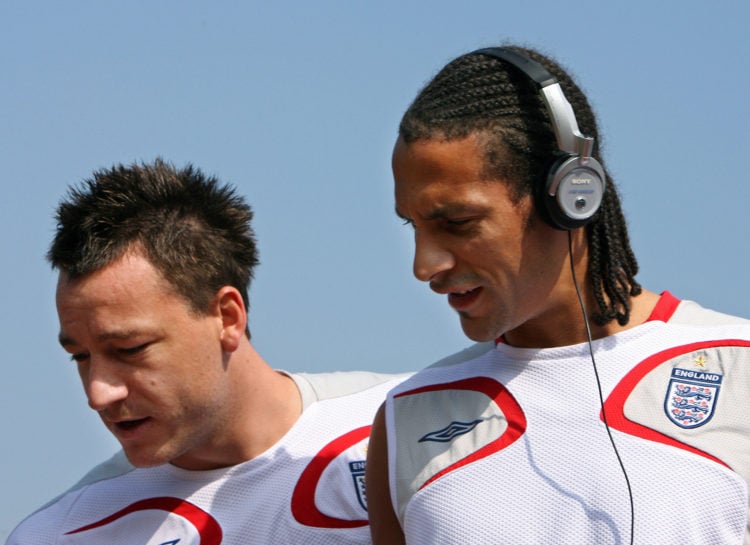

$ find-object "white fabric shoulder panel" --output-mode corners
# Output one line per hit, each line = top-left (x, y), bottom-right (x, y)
(672, 300), (750, 326)
(291, 370), (413, 408)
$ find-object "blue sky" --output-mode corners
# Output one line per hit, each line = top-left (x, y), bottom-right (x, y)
(1, 1), (748, 539)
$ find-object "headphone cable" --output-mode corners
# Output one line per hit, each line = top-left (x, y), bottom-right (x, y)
(567, 231), (635, 545)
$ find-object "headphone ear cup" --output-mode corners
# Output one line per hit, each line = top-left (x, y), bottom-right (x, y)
(541, 155), (606, 230)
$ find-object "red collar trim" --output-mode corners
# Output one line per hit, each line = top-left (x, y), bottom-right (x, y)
(646, 291), (680, 322)
(494, 291), (682, 345)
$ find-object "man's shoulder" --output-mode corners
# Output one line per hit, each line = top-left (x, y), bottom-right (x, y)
(424, 342), (496, 369)
(6, 452), (134, 544)
(672, 299), (750, 327)
(382, 342), (496, 398)
(289, 370), (413, 408)
(68, 450), (135, 489)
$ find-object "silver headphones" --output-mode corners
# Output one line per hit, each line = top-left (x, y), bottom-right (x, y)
(474, 47), (606, 230)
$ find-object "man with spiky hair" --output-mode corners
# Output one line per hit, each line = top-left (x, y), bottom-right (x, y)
(7, 159), (406, 545)
(366, 45), (750, 545)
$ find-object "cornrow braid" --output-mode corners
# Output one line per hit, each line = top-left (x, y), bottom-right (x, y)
(399, 45), (642, 326)
(588, 185), (642, 325)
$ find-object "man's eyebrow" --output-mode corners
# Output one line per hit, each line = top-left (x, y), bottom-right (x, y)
(58, 330), (143, 348)
(397, 204), (479, 222)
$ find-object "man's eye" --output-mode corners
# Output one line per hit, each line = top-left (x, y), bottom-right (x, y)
(118, 344), (148, 356)
(444, 217), (480, 236)
(69, 353), (89, 364)
(445, 217), (477, 229)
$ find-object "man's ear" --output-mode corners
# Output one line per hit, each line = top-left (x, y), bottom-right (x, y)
(215, 286), (247, 352)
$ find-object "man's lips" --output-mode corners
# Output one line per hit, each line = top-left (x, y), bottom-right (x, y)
(115, 418), (148, 430)
(105, 417), (151, 436)
(447, 287), (482, 311)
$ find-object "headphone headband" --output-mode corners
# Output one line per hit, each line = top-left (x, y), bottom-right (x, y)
(474, 47), (557, 87)
(470, 47), (606, 230)
(474, 47), (593, 158)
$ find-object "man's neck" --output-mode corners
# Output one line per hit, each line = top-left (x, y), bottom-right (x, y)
(170, 344), (302, 471)
(503, 288), (661, 348)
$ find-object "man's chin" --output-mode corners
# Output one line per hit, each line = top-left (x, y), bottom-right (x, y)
(121, 448), (171, 468)
(459, 316), (500, 343)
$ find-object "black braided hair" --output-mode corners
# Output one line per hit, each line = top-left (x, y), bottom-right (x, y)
(399, 45), (641, 326)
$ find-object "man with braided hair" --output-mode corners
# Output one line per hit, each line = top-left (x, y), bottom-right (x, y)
(366, 45), (750, 544)
(7, 159), (408, 545)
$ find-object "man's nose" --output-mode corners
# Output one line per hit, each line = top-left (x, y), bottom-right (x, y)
(413, 232), (454, 282)
(83, 360), (128, 412)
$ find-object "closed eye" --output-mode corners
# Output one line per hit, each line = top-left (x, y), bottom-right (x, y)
(444, 216), (478, 229)
(395, 205), (413, 228)
(69, 352), (89, 364)
(118, 344), (149, 356)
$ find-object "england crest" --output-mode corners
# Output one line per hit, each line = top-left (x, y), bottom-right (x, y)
(349, 460), (367, 511)
(664, 368), (722, 429)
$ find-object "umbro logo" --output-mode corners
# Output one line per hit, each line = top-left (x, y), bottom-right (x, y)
(419, 419), (483, 443)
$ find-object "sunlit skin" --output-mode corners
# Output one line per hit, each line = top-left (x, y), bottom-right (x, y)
(56, 247), (300, 470)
